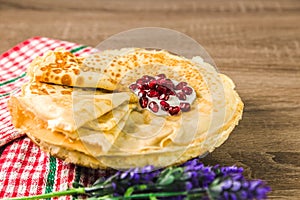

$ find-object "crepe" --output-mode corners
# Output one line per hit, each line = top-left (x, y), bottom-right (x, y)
(9, 92), (132, 140)
(83, 103), (136, 131)
(27, 48), (206, 95)
(9, 47), (244, 169)
(27, 48), (133, 88)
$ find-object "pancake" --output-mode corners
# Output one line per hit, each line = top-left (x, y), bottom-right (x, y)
(83, 103), (136, 131)
(9, 92), (132, 140)
(9, 48), (244, 169)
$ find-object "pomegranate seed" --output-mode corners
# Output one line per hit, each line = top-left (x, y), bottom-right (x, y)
(148, 101), (159, 113)
(180, 103), (191, 112)
(156, 78), (165, 85)
(138, 90), (146, 97)
(134, 74), (193, 115)
(182, 86), (193, 95)
(166, 89), (175, 96)
(158, 93), (169, 101)
(129, 84), (138, 91)
(160, 101), (170, 111)
(148, 80), (157, 89)
(147, 90), (160, 97)
(162, 79), (175, 90)
(138, 84), (149, 90)
(176, 92), (186, 100)
(175, 82), (187, 90)
(157, 74), (166, 79)
(142, 75), (154, 82)
(136, 78), (145, 85)
(139, 97), (149, 108)
(169, 106), (181, 115)
(157, 85), (168, 94)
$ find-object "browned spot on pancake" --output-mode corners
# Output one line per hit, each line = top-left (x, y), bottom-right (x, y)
(41, 88), (49, 94)
(44, 77), (49, 82)
(104, 69), (107, 73)
(77, 59), (83, 65)
(46, 84), (54, 89)
(118, 69), (121, 72)
(50, 75), (54, 78)
(76, 76), (84, 86)
(111, 63), (114, 67)
(73, 69), (80, 75)
(133, 55), (137, 60)
(50, 91), (56, 94)
(40, 67), (47, 71)
(46, 72), (50, 76)
(30, 85), (38, 89)
(118, 61), (122, 65)
(61, 74), (72, 85)
(116, 73), (121, 78)
(111, 72), (115, 76)
(61, 91), (72, 95)
(81, 65), (90, 72)
(55, 76), (59, 81)
(109, 78), (117, 84)
(94, 55), (100, 58)
(53, 69), (62, 74)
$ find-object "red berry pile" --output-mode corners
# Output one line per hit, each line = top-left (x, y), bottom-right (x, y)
(129, 74), (194, 116)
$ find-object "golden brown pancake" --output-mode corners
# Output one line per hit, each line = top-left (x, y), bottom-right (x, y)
(9, 48), (244, 169)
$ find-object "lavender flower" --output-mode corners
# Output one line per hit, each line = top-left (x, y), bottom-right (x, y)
(81, 158), (270, 200)
(9, 158), (271, 200)
(209, 162), (271, 200)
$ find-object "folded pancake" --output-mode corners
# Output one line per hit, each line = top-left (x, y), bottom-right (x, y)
(27, 48), (133, 89)
(9, 93), (132, 140)
(79, 108), (132, 155)
(27, 48), (208, 94)
(83, 103), (136, 131)
(8, 95), (135, 154)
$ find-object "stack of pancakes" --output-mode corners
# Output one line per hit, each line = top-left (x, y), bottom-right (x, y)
(8, 48), (243, 169)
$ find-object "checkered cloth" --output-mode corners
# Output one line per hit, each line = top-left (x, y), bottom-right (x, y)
(0, 37), (108, 199)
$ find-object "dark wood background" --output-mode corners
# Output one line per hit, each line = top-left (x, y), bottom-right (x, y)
(1, 0), (299, 199)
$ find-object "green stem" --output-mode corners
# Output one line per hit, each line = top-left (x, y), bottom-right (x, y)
(6, 188), (86, 200)
(98, 191), (189, 200)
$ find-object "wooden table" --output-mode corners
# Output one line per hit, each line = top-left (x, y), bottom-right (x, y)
(1, 0), (299, 199)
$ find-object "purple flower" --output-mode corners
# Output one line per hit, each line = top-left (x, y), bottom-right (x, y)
(210, 175), (271, 200)
(84, 158), (270, 200)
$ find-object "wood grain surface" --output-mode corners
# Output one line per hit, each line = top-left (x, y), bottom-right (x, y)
(0, 0), (299, 199)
